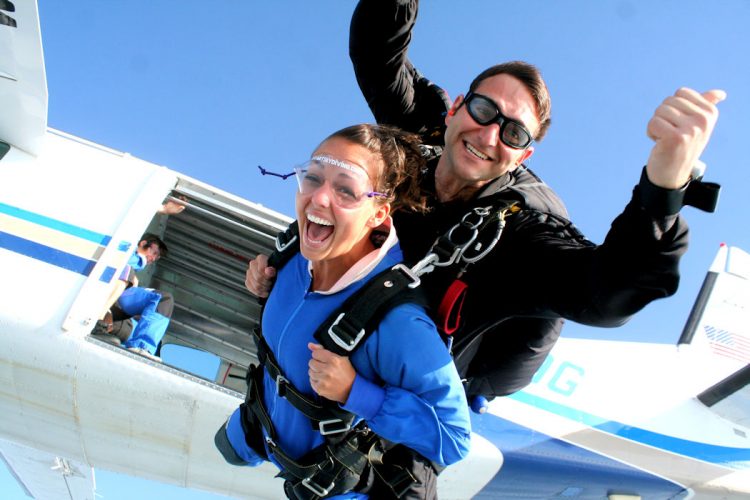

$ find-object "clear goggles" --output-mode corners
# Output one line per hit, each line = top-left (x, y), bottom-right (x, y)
(293, 156), (387, 209)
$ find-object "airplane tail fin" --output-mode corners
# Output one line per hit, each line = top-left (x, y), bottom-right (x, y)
(679, 245), (750, 364)
(0, 0), (48, 156)
(679, 245), (750, 414)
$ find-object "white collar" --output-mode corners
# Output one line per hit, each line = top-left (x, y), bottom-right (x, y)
(309, 217), (398, 295)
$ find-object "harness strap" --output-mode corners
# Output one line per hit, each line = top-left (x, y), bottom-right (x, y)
(371, 459), (420, 498)
(268, 221), (300, 269)
(244, 364), (279, 445)
(314, 264), (422, 356)
(253, 329), (355, 434)
(436, 280), (468, 336)
(274, 425), (375, 484)
(257, 222), (300, 308)
(244, 363), (378, 499)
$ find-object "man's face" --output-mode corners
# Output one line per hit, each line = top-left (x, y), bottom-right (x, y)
(138, 241), (162, 265)
(441, 74), (540, 187)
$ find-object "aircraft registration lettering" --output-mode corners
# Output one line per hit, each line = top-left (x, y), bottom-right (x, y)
(548, 361), (584, 397)
(530, 354), (585, 397)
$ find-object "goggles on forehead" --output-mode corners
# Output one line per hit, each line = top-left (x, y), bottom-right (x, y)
(258, 156), (388, 209)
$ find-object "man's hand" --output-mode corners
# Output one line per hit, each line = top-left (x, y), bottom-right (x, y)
(646, 88), (726, 189)
(308, 343), (356, 404)
(245, 254), (276, 298)
(159, 196), (187, 215)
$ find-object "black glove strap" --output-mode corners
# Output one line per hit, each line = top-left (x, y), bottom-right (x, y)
(638, 166), (721, 216)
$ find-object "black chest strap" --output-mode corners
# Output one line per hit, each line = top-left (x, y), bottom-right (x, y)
(268, 221), (300, 268)
(256, 221), (301, 309)
(314, 264), (423, 356)
(253, 328), (356, 435)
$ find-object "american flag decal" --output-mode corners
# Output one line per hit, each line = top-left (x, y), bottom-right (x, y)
(704, 325), (750, 363)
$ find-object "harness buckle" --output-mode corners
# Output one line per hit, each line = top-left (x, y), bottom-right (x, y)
(318, 418), (352, 436)
(328, 313), (365, 352)
(391, 264), (421, 289)
(265, 435), (277, 449)
(302, 476), (335, 497)
(276, 374), (289, 396)
(275, 231), (298, 253)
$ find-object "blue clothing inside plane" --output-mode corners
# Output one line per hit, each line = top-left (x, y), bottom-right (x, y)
(117, 286), (169, 354)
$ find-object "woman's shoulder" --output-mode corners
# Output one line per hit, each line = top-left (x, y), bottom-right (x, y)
(368, 302), (453, 372)
(271, 252), (310, 294)
(378, 302), (439, 341)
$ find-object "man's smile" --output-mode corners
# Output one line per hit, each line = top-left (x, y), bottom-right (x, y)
(464, 141), (493, 161)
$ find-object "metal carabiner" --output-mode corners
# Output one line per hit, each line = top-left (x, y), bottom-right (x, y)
(444, 224), (478, 261)
(460, 206), (491, 230)
(461, 217), (506, 264)
(410, 253), (439, 277)
(460, 205), (516, 265)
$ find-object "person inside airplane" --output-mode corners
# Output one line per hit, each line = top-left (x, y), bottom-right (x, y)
(248, 0), (725, 408)
(216, 124), (471, 499)
(91, 233), (174, 363)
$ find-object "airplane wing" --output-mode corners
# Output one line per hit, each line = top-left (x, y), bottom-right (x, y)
(0, 0), (48, 156)
(699, 364), (750, 427)
(0, 438), (95, 500)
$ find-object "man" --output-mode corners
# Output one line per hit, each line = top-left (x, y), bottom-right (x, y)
(247, 0), (724, 400)
(92, 233), (174, 363)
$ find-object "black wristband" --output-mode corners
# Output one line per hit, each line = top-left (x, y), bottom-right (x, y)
(637, 167), (721, 216)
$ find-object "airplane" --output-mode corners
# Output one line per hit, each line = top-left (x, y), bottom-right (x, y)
(1, 1), (749, 499)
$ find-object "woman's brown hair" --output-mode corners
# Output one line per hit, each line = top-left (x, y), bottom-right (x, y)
(323, 124), (428, 213)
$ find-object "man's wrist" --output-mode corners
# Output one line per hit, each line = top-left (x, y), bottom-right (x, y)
(638, 166), (689, 216)
(637, 165), (721, 215)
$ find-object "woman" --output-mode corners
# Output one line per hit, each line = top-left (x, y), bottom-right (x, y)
(217, 124), (470, 499)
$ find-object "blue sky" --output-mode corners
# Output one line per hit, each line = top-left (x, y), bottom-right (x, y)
(3, 1), (749, 498)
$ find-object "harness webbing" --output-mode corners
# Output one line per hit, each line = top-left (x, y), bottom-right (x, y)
(245, 353), (416, 500)
(314, 264), (422, 356)
(253, 328), (356, 435)
(268, 222), (300, 269)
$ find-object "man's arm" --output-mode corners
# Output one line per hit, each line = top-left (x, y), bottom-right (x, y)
(510, 87), (724, 325)
(349, 0), (450, 134)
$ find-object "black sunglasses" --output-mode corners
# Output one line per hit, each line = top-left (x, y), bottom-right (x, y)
(461, 92), (534, 149)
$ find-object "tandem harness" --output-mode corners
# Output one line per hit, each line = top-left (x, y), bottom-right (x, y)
(236, 200), (519, 499)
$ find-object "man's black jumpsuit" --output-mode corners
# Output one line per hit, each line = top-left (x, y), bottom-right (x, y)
(350, 0), (691, 397)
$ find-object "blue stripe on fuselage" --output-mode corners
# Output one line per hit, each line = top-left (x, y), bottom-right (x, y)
(471, 412), (689, 499)
(0, 231), (96, 276)
(511, 391), (750, 468)
(0, 202), (111, 246)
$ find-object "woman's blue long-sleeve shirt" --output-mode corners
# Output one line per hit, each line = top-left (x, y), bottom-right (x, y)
(227, 241), (470, 469)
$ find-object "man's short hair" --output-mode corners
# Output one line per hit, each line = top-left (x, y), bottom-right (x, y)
(469, 61), (552, 142)
(139, 233), (168, 259)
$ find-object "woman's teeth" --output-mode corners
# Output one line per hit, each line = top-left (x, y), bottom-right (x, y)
(307, 214), (333, 226)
